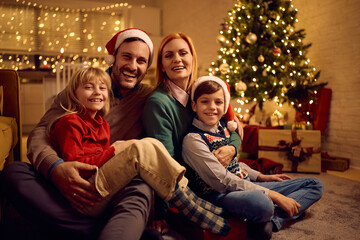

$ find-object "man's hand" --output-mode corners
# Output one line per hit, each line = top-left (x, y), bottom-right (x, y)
(257, 173), (292, 182)
(268, 190), (301, 217)
(214, 145), (236, 167)
(50, 161), (101, 210)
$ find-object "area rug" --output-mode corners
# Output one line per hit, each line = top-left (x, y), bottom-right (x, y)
(272, 172), (360, 240)
(164, 172), (360, 240)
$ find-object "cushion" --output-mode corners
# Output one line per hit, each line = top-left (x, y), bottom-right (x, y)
(0, 85), (3, 115)
(0, 116), (18, 170)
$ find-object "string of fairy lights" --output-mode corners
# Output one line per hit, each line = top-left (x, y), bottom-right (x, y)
(0, 0), (143, 71)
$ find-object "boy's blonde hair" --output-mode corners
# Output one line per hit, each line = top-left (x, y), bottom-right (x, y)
(48, 67), (112, 133)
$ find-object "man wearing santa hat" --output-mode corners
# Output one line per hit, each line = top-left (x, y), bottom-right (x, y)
(2, 28), (163, 240)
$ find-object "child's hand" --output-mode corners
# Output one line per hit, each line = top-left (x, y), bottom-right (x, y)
(214, 145), (236, 167)
(257, 173), (292, 182)
(111, 140), (137, 155)
(268, 190), (301, 217)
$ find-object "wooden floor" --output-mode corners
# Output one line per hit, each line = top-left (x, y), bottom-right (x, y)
(326, 168), (360, 182)
(21, 135), (360, 182)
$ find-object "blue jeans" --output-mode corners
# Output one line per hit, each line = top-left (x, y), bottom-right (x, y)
(207, 177), (323, 231)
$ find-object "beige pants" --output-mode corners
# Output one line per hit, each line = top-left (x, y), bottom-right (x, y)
(79, 137), (187, 216)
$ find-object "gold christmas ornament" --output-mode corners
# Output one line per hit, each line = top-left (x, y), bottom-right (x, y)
(258, 55), (264, 62)
(235, 80), (247, 93)
(281, 86), (288, 93)
(287, 25), (295, 33)
(262, 69), (268, 76)
(261, 16), (268, 24)
(249, 82), (256, 87)
(219, 63), (230, 74)
(245, 33), (257, 44)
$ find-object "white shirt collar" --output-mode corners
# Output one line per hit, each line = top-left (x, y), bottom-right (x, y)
(192, 117), (223, 134)
(164, 79), (189, 107)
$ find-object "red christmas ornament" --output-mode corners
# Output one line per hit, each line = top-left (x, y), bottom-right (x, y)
(272, 47), (281, 56)
(221, 23), (229, 30)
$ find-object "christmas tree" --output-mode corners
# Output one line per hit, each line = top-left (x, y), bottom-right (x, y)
(209, 0), (327, 116)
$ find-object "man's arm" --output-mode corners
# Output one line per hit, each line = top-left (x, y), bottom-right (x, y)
(27, 90), (100, 206)
(27, 90), (67, 176)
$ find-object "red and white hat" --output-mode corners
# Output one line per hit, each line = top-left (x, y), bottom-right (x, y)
(191, 76), (237, 131)
(105, 28), (153, 67)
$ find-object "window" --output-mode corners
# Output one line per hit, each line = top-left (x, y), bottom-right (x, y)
(0, 2), (124, 70)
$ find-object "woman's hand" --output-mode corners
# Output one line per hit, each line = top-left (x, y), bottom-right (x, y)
(268, 190), (301, 217)
(234, 115), (244, 140)
(50, 161), (101, 209)
(214, 145), (236, 167)
(257, 173), (292, 182)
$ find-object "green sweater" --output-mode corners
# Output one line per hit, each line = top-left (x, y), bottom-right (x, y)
(142, 83), (241, 166)
(142, 84), (194, 166)
(142, 83), (241, 219)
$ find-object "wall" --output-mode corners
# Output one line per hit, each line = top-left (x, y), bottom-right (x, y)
(161, 0), (360, 168)
(292, 0), (360, 168)
(161, 0), (236, 76)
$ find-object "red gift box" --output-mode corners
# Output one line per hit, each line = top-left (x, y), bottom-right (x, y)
(295, 87), (332, 135)
(241, 125), (281, 156)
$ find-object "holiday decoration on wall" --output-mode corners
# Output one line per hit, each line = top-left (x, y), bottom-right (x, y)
(209, 0), (327, 123)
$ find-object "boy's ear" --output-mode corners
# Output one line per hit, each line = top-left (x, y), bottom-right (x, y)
(191, 100), (197, 112)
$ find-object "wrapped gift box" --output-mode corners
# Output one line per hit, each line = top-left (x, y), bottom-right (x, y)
(321, 156), (350, 171)
(258, 129), (321, 173)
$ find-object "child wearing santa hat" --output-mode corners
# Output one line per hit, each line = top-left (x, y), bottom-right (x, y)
(183, 75), (273, 238)
(183, 76), (324, 240)
(186, 76), (246, 182)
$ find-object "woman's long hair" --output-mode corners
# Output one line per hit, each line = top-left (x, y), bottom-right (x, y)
(155, 33), (198, 92)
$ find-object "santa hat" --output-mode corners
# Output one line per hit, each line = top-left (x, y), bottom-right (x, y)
(105, 28), (153, 67)
(191, 76), (237, 131)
